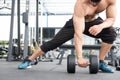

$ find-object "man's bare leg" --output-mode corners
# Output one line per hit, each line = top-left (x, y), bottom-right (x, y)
(99, 42), (114, 73)
(99, 42), (112, 60)
(29, 48), (44, 61)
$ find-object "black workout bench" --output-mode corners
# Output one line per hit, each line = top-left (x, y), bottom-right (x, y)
(57, 44), (116, 65)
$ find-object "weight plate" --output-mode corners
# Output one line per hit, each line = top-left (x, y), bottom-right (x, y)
(89, 55), (99, 74)
(67, 55), (76, 73)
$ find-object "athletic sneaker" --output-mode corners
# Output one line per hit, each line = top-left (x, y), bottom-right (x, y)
(18, 57), (32, 69)
(99, 61), (114, 73)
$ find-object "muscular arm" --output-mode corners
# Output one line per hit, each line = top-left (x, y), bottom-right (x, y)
(73, 17), (84, 59)
(89, 0), (116, 36)
(99, 0), (116, 28)
(73, 0), (85, 59)
(73, 0), (89, 67)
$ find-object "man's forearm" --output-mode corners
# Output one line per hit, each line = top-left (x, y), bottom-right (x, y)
(74, 33), (83, 59)
(99, 18), (115, 29)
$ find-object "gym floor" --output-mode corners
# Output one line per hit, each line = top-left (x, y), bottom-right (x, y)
(0, 59), (119, 80)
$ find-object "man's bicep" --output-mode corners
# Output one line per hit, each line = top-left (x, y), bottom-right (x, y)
(74, 0), (85, 17)
(106, 2), (116, 19)
(73, 0), (85, 33)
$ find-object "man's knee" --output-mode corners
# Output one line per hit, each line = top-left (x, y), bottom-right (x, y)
(102, 28), (117, 44)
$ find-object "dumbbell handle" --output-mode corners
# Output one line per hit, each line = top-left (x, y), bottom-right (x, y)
(76, 62), (90, 66)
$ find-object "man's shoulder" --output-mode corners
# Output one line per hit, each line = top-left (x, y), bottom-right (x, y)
(107, 0), (116, 5)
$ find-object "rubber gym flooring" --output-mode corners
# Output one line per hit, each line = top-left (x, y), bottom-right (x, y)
(0, 59), (119, 80)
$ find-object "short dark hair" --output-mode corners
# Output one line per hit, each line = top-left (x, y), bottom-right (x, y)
(91, 0), (101, 3)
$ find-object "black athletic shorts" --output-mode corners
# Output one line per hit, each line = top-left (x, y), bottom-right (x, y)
(40, 17), (117, 53)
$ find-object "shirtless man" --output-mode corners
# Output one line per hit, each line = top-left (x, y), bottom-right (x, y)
(18, 0), (117, 73)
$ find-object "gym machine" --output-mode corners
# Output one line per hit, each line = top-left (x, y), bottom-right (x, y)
(7, 0), (22, 61)
(108, 27), (120, 71)
(22, 0), (30, 59)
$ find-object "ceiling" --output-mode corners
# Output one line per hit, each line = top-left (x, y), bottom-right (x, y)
(0, 0), (76, 15)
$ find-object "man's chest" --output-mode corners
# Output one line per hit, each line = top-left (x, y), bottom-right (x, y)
(85, 3), (108, 16)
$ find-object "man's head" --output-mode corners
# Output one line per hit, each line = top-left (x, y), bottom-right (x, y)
(91, 0), (101, 3)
